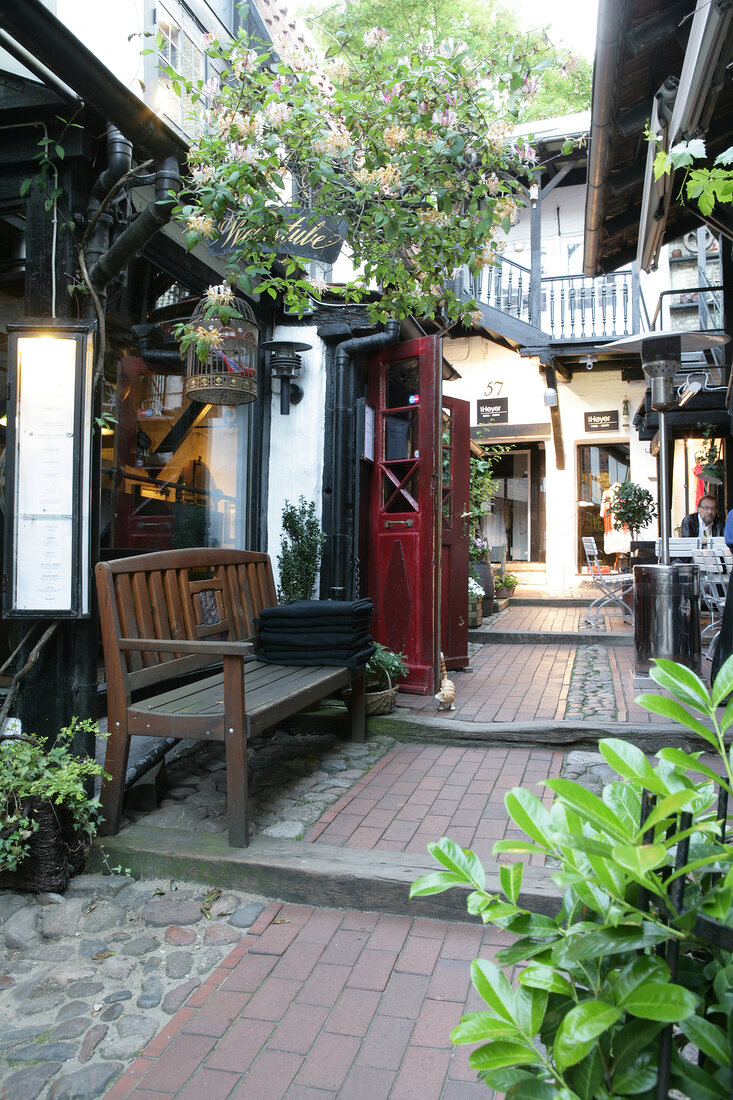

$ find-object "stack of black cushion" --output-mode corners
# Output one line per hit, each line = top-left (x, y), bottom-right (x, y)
(256, 598), (375, 669)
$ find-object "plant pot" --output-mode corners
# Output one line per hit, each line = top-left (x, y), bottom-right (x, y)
(473, 561), (495, 616)
(468, 594), (483, 627)
(0, 795), (87, 894)
(495, 586), (515, 599)
(344, 672), (398, 715)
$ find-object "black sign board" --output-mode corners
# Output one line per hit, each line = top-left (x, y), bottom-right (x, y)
(477, 397), (508, 424)
(210, 207), (345, 264)
(585, 410), (619, 432)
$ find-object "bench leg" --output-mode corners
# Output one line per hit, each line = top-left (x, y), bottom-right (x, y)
(223, 655), (248, 847)
(99, 713), (132, 837)
(349, 670), (366, 744)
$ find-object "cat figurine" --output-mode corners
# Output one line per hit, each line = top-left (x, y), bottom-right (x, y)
(435, 651), (456, 710)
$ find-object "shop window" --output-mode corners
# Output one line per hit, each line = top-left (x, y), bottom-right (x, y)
(577, 443), (630, 570)
(101, 358), (252, 554)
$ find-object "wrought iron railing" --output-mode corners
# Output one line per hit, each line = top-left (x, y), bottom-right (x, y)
(459, 260), (637, 341)
(458, 256), (725, 347)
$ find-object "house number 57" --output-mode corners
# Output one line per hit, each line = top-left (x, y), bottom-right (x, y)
(483, 381), (503, 397)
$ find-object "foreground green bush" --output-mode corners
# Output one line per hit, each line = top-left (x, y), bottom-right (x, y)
(411, 657), (733, 1099)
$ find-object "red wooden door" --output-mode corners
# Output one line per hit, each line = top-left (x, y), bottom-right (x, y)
(440, 397), (470, 670)
(367, 336), (441, 694)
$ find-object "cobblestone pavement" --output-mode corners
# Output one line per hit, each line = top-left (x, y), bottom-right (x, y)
(564, 644), (619, 721)
(0, 731), (630, 1100)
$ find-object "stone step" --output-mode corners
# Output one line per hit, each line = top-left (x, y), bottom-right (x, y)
(88, 826), (562, 921)
(469, 628), (634, 646)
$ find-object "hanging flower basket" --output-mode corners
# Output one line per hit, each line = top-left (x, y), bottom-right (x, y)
(183, 292), (259, 406)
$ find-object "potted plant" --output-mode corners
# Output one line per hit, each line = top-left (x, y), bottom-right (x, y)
(468, 575), (485, 627)
(608, 479), (657, 537)
(359, 642), (409, 715)
(494, 571), (519, 598)
(695, 425), (725, 485)
(469, 536), (494, 614)
(0, 718), (107, 894)
(277, 496), (327, 603)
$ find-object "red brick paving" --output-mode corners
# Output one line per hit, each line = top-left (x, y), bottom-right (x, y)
(306, 743), (563, 867)
(103, 903), (513, 1100)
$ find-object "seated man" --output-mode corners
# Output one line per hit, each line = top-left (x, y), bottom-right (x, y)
(680, 495), (724, 539)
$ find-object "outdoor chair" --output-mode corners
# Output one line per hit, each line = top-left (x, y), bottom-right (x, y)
(582, 536), (634, 628)
(691, 546), (730, 659)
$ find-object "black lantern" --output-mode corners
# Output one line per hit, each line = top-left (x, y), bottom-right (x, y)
(184, 293), (258, 406)
(261, 339), (312, 414)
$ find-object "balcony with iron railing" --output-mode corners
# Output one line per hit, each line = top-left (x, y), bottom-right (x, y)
(457, 254), (724, 348)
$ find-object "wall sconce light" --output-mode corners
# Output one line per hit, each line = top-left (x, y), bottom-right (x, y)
(529, 181), (539, 208)
(543, 386), (558, 408)
(261, 339), (311, 414)
(621, 396), (630, 428)
(4, 319), (96, 618)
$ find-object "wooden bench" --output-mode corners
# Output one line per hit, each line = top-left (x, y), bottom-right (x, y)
(95, 548), (366, 847)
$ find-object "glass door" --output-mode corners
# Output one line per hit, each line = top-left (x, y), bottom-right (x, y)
(492, 450), (531, 562)
(577, 443), (630, 569)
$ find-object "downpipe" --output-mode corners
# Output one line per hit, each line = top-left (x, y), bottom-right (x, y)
(329, 318), (400, 599)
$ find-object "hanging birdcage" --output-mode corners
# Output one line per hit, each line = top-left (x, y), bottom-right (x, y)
(183, 293), (259, 405)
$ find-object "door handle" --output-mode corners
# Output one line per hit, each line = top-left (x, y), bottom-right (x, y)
(385, 520), (414, 529)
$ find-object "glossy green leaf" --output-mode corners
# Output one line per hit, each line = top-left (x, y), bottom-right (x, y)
(656, 747), (724, 786)
(563, 925), (671, 962)
(505, 788), (553, 848)
(679, 1015), (730, 1065)
(599, 739), (659, 787)
(636, 789), (700, 833)
(505, 1081), (563, 1099)
(481, 1067), (536, 1090)
(500, 861), (524, 904)
(519, 964), (573, 997)
(611, 1051), (657, 1095)
(634, 695), (717, 744)
(670, 1053), (728, 1100)
(712, 653), (733, 706)
(515, 984), (548, 1037)
(612, 956), (669, 1007)
(554, 1001), (623, 1071)
(426, 837), (485, 889)
(543, 780), (630, 842)
(566, 1046), (604, 1100)
(469, 1039), (537, 1071)
(471, 958), (516, 1022)
(648, 659), (712, 711)
(450, 1012), (519, 1044)
(493, 839), (547, 856)
(409, 871), (466, 897)
(623, 981), (698, 1022)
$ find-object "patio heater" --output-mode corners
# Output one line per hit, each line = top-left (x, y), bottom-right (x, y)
(602, 330), (729, 679)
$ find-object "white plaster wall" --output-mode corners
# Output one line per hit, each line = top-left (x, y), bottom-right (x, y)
(444, 336), (656, 588)
(266, 325), (326, 591)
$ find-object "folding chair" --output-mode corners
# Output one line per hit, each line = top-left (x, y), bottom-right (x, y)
(582, 536), (634, 627)
(692, 547), (730, 659)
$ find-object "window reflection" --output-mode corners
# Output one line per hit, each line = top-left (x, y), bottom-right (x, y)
(102, 357), (249, 553)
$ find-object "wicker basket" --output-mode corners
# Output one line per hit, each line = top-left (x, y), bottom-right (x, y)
(344, 672), (398, 715)
(0, 794), (87, 894)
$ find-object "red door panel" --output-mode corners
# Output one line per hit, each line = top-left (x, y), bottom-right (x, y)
(441, 397), (470, 670)
(367, 336), (441, 694)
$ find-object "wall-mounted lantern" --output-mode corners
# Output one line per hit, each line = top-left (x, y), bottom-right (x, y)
(4, 319), (96, 618)
(184, 293), (258, 406)
(621, 396), (630, 428)
(261, 339), (311, 414)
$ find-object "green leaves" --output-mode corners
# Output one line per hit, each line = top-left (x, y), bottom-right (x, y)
(621, 982), (698, 1022)
(554, 1001), (623, 1070)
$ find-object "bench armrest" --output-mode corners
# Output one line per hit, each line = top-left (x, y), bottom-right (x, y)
(118, 638), (253, 657)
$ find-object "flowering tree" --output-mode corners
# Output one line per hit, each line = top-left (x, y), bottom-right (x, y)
(167, 24), (541, 349)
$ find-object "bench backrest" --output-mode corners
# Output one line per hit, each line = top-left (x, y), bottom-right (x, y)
(95, 549), (277, 696)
